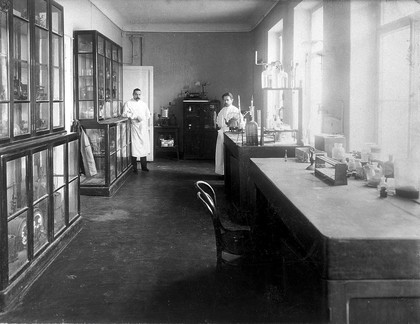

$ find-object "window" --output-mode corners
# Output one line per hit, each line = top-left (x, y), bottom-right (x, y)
(294, 2), (323, 145)
(378, 0), (420, 159)
(350, 0), (420, 160)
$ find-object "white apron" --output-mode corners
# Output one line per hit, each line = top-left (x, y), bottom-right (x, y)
(123, 99), (151, 158)
(215, 105), (242, 175)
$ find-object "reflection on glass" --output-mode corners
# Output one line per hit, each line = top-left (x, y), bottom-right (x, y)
(116, 124), (121, 150)
(117, 149), (122, 175)
(33, 149), (48, 201)
(121, 122), (127, 147)
(112, 44), (118, 61)
(0, 11), (9, 101)
(98, 55), (105, 100)
(35, 27), (49, 101)
(98, 35), (104, 55)
(53, 187), (65, 236)
(53, 102), (64, 128)
(35, 103), (49, 131)
(14, 102), (30, 135)
(13, 18), (29, 101)
(7, 156), (27, 216)
(78, 34), (93, 53)
(105, 40), (111, 58)
(112, 63), (118, 101)
(51, 5), (63, 35)
(104, 101), (111, 119)
(105, 59), (111, 102)
(118, 48), (122, 63)
(34, 0), (48, 28)
(86, 128), (105, 155)
(33, 198), (48, 254)
(110, 153), (116, 182)
(110, 126), (116, 153)
(8, 212), (28, 278)
(79, 101), (94, 119)
(13, 0), (28, 20)
(122, 146), (128, 170)
(68, 139), (78, 180)
(118, 64), (123, 101)
(53, 144), (65, 189)
(0, 103), (9, 138)
(78, 54), (94, 106)
(69, 179), (78, 222)
(52, 35), (63, 100)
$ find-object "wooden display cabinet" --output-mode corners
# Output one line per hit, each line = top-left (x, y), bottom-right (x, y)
(74, 30), (131, 196)
(79, 120), (131, 196)
(0, 1), (81, 311)
(183, 99), (220, 159)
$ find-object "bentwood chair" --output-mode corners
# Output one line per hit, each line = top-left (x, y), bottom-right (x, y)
(195, 180), (254, 267)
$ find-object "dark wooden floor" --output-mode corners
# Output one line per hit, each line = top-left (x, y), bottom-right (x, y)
(0, 158), (326, 323)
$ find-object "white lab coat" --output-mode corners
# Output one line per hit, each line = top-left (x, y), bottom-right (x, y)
(123, 99), (151, 158)
(215, 105), (242, 175)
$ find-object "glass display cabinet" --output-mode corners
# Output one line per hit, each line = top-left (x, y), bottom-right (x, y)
(0, 1), (80, 312)
(0, 0), (65, 144)
(74, 30), (130, 196)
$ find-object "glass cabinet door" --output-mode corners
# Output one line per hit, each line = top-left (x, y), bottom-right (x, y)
(12, 11), (30, 137)
(68, 139), (79, 222)
(32, 149), (48, 254)
(53, 144), (65, 236)
(0, 10), (9, 139)
(52, 34), (63, 126)
(77, 34), (94, 119)
(98, 55), (105, 120)
(6, 156), (28, 278)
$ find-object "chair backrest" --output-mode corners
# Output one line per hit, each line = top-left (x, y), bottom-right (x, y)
(195, 181), (224, 232)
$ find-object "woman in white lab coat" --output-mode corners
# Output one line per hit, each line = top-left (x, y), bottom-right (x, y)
(215, 92), (243, 175)
(123, 88), (151, 172)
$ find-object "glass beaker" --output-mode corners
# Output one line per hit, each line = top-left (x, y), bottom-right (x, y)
(394, 159), (420, 199)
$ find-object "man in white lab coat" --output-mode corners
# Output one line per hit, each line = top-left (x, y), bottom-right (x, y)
(123, 88), (151, 173)
(215, 92), (243, 176)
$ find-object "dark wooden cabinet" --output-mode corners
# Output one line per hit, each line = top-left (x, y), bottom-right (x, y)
(154, 126), (179, 159)
(0, 1), (81, 311)
(183, 99), (220, 159)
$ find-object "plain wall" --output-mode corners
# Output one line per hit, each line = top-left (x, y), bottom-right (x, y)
(122, 32), (253, 153)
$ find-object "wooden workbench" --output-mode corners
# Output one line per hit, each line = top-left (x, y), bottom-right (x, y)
(223, 132), (303, 221)
(249, 157), (420, 323)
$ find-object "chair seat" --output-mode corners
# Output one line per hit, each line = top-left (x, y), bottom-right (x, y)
(221, 230), (253, 255)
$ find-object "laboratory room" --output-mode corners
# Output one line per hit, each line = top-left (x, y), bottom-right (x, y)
(0, 0), (419, 323)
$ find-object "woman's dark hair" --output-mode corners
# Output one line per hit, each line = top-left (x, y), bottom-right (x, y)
(222, 92), (233, 99)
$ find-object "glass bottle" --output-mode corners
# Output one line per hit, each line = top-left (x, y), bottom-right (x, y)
(261, 65), (269, 88)
(245, 115), (258, 146)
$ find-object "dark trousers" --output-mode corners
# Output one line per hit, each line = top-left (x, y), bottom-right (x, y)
(132, 156), (148, 171)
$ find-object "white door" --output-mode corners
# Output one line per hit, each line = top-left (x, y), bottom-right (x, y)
(123, 66), (154, 161)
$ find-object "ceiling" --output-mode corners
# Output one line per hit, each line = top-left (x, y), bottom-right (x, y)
(89, 0), (282, 33)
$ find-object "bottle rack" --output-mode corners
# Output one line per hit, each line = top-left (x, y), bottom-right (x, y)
(314, 155), (348, 186)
